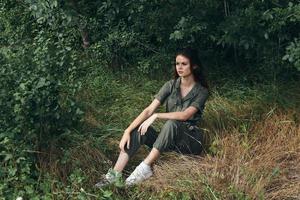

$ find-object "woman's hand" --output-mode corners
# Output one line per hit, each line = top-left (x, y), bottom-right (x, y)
(138, 114), (158, 135)
(119, 130), (131, 152)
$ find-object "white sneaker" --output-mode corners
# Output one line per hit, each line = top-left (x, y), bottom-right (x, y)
(125, 162), (153, 186)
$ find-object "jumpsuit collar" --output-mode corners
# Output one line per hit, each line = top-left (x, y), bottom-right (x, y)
(174, 77), (199, 102)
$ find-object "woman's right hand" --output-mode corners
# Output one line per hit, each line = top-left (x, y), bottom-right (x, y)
(119, 130), (131, 152)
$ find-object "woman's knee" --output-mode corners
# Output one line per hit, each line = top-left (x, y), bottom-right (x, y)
(162, 120), (180, 130)
(159, 120), (181, 138)
(130, 127), (139, 135)
(152, 121), (180, 152)
(124, 126), (157, 157)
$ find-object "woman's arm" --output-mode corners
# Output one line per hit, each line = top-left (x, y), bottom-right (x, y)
(155, 106), (198, 121)
(119, 99), (160, 152)
(139, 106), (198, 135)
(125, 99), (161, 133)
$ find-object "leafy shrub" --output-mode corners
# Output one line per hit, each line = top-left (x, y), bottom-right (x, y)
(0, 1), (83, 198)
(283, 38), (300, 71)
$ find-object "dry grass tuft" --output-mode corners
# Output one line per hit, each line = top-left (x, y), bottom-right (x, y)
(38, 140), (112, 186)
(142, 112), (300, 200)
(67, 141), (113, 185)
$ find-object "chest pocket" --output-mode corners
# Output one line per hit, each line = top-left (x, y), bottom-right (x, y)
(166, 93), (178, 112)
(182, 95), (195, 109)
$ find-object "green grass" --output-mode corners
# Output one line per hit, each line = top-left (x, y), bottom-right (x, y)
(39, 68), (300, 199)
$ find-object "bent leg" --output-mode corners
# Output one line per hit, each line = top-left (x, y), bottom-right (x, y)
(113, 127), (157, 172)
(125, 126), (158, 158)
(144, 148), (160, 165)
(113, 151), (129, 172)
(142, 120), (182, 166)
(152, 120), (203, 155)
(152, 120), (181, 152)
(126, 121), (181, 185)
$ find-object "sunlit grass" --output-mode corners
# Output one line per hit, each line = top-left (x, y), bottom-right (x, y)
(41, 69), (300, 199)
(140, 112), (300, 200)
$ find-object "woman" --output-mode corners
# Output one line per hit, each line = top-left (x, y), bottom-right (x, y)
(96, 47), (209, 187)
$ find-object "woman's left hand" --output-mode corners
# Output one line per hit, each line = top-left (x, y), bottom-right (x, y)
(138, 114), (158, 135)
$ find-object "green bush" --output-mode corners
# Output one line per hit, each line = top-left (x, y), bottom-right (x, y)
(0, 1), (83, 198)
(283, 38), (300, 71)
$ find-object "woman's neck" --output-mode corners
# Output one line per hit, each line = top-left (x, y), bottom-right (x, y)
(180, 75), (195, 87)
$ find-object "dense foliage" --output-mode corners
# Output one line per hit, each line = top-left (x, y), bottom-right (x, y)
(70, 0), (300, 76)
(0, 0), (299, 199)
(0, 1), (83, 198)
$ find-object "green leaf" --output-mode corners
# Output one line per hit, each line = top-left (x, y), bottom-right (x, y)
(103, 190), (113, 198)
(76, 108), (84, 115)
(264, 33), (269, 39)
(282, 54), (289, 61)
(53, 1), (58, 8)
(36, 78), (46, 89)
(169, 30), (184, 40)
(37, 17), (45, 24)
(4, 153), (13, 161)
(20, 83), (26, 90)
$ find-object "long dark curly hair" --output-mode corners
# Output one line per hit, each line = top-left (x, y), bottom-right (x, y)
(174, 47), (209, 89)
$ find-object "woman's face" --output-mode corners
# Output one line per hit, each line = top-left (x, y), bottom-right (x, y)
(175, 54), (193, 78)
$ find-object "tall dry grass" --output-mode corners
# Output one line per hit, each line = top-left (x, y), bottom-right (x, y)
(140, 112), (300, 200)
(37, 76), (299, 199)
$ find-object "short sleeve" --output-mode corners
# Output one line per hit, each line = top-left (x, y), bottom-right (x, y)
(154, 80), (173, 104)
(190, 88), (209, 111)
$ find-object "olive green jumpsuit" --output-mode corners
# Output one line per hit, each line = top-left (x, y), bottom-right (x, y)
(125, 77), (209, 157)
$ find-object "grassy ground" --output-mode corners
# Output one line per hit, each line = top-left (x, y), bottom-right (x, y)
(38, 69), (300, 199)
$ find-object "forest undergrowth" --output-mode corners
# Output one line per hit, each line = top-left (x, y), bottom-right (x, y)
(2, 1), (300, 199)
(35, 70), (300, 200)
